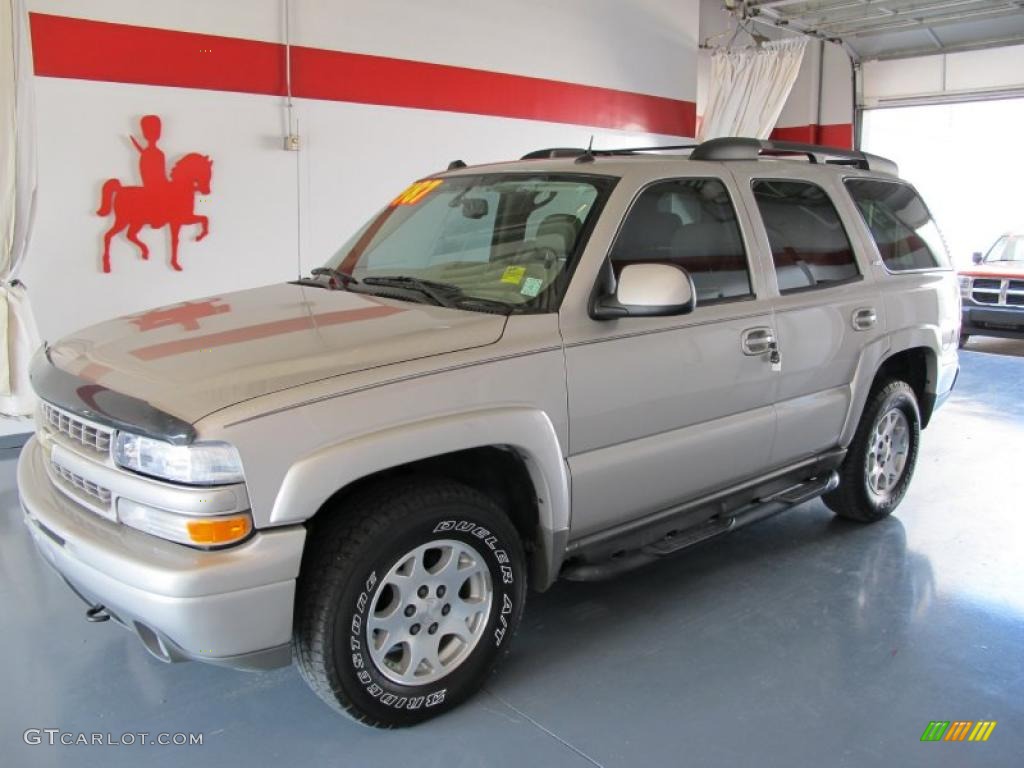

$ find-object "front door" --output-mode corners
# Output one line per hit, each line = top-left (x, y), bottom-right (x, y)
(560, 174), (779, 540)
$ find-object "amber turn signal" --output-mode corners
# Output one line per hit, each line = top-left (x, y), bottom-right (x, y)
(186, 515), (252, 545)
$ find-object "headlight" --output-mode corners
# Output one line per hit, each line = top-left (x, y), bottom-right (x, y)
(114, 432), (244, 485)
(959, 276), (972, 297)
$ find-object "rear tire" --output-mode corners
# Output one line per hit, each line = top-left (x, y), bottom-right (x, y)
(294, 477), (527, 727)
(824, 380), (921, 523)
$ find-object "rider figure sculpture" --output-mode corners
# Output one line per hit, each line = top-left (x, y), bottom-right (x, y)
(130, 115), (169, 211)
(98, 114), (212, 273)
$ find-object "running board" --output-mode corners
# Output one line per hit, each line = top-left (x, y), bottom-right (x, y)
(561, 471), (839, 582)
(760, 472), (839, 506)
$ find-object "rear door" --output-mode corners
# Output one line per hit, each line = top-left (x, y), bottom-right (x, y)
(734, 167), (885, 466)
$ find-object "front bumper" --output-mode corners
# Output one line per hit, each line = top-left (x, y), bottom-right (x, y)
(18, 436), (305, 670)
(962, 304), (1024, 340)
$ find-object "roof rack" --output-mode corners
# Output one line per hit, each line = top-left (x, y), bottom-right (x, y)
(520, 144), (698, 161)
(521, 148), (593, 159)
(519, 138), (898, 176)
(690, 137), (898, 176)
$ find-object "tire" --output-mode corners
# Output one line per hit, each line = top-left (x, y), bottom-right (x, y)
(294, 477), (527, 727)
(823, 379), (921, 523)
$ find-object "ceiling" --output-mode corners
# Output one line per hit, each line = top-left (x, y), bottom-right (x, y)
(743, 0), (1024, 60)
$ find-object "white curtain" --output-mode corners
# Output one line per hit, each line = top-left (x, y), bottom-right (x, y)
(698, 39), (807, 142)
(0, 0), (40, 417)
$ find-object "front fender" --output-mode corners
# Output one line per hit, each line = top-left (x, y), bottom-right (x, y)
(270, 407), (570, 589)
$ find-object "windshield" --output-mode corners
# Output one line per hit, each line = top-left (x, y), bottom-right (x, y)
(984, 235), (1024, 263)
(324, 173), (615, 312)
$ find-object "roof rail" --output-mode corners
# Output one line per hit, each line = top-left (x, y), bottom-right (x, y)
(520, 143), (697, 160)
(521, 148), (590, 159)
(690, 137), (898, 176)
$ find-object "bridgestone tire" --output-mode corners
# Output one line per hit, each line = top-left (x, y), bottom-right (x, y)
(823, 380), (921, 523)
(294, 477), (526, 727)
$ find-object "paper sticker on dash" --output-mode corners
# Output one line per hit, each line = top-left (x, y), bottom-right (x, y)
(501, 266), (526, 285)
(521, 277), (544, 297)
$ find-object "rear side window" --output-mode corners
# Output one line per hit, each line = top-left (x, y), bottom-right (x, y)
(752, 180), (860, 293)
(610, 178), (752, 303)
(844, 179), (949, 271)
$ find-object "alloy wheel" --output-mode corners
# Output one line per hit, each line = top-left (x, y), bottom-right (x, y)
(366, 539), (493, 686)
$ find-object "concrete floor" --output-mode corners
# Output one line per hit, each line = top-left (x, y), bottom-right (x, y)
(2, 340), (1023, 767)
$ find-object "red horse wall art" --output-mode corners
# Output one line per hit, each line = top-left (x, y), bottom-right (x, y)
(97, 115), (212, 273)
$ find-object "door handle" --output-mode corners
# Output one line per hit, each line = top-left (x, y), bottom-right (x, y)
(741, 327), (776, 356)
(852, 307), (877, 331)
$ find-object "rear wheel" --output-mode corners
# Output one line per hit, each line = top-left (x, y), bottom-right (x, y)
(294, 478), (526, 727)
(824, 380), (921, 523)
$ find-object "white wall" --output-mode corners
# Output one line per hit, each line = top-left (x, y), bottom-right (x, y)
(21, 0), (700, 343)
(776, 40), (852, 131)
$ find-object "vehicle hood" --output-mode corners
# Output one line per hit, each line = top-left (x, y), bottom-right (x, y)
(46, 283), (507, 423)
(960, 262), (1024, 278)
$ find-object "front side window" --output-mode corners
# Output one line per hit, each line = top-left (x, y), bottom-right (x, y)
(609, 178), (752, 304)
(327, 173), (615, 313)
(844, 179), (949, 271)
(752, 180), (860, 293)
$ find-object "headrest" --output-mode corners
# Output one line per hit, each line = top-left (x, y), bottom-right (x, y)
(536, 214), (581, 254)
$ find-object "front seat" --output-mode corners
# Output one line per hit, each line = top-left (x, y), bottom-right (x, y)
(610, 194), (682, 264)
(535, 214), (582, 259)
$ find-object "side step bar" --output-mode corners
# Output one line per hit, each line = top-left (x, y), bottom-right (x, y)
(561, 472), (838, 582)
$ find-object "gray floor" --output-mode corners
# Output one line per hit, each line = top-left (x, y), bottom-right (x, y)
(2, 339), (1023, 767)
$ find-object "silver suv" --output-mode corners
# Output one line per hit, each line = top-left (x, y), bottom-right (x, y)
(19, 138), (960, 726)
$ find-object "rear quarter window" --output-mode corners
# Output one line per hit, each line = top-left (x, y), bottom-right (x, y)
(844, 179), (950, 271)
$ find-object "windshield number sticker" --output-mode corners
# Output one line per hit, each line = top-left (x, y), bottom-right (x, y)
(521, 277), (543, 297)
(390, 179), (443, 207)
(501, 266), (526, 285)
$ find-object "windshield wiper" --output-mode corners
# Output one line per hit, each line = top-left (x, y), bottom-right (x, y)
(359, 275), (516, 313)
(361, 275), (460, 308)
(311, 266), (359, 285)
(451, 295), (515, 315)
(292, 277), (331, 289)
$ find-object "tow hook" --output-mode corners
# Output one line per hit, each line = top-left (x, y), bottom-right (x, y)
(85, 604), (111, 623)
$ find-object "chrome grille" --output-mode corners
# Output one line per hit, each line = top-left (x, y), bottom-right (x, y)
(40, 402), (113, 455)
(971, 278), (1001, 304)
(969, 277), (1024, 307)
(50, 459), (113, 507)
(1009, 280), (1024, 307)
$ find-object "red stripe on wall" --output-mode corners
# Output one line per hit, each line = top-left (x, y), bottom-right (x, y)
(28, 12), (696, 136)
(290, 46), (695, 136)
(770, 123), (853, 149)
(30, 13), (287, 96)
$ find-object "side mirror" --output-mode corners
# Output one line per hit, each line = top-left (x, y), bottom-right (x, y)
(972, 251), (983, 265)
(592, 263), (696, 320)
